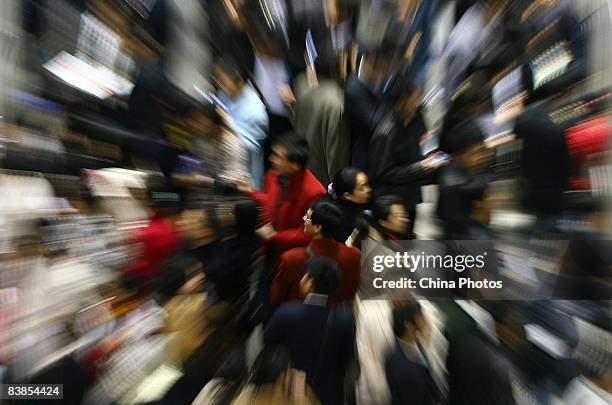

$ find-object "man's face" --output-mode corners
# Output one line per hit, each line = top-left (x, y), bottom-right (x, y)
(270, 145), (299, 176)
(380, 203), (409, 235)
(215, 66), (244, 99)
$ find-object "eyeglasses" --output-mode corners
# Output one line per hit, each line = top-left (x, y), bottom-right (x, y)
(303, 215), (312, 223)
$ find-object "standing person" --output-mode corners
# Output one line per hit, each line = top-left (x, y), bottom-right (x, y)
(122, 178), (184, 291)
(185, 101), (251, 185)
(386, 301), (442, 405)
(329, 167), (372, 243)
(264, 257), (356, 405)
(368, 77), (447, 239)
(286, 53), (350, 186)
(437, 120), (494, 240)
(345, 39), (399, 170)
(270, 200), (361, 309)
(245, 132), (326, 261)
(514, 107), (570, 235)
(215, 56), (269, 190)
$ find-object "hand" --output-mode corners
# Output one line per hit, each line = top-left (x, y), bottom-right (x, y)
(256, 223), (276, 240)
(421, 152), (449, 171)
(277, 84), (296, 106)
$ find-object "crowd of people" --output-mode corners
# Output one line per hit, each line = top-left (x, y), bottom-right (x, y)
(1, 0), (611, 404)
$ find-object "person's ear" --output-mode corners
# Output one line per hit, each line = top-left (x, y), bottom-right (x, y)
(313, 223), (322, 234)
(343, 191), (353, 201)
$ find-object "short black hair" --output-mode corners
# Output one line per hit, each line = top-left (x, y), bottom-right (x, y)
(439, 119), (484, 156)
(310, 199), (342, 237)
(250, 346), (291, 386)
(372, 195), (405, 222)
(332, 167), (362, 200)
(273, 132), (310, 169)
(306, 256), (341, 295)
(392, 300), (422, 336)
(215, 54), (248, 82)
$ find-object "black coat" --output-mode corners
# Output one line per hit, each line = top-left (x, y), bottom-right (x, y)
(436, 161), (493, 239)
(333, 199), (369, 243)
(345, 75), (380, 171)
(385, 339), (441, 405)
(515, 108), (570, 216)
(368, 107), (428, 207)
(264, 303), (355, 405)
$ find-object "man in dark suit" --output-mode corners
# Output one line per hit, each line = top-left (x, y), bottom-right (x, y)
(386, 300), (442, 405)
(264, 256), (356, 405)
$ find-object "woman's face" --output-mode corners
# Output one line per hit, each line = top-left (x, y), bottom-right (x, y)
(345, 172), (372, 205)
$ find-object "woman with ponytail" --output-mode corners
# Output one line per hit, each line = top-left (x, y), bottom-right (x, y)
(329, 167), (372, 243)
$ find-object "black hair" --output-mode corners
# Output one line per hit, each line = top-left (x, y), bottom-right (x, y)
(309, 199), (342, 238)
(273, 132), (310, 169)
(215, 54), (248, 82)
(439, 119), (484, 156)
(250, 346), (291, 386)
(372, 195), (405, 222)
(392, 300), (422, 336)
(243, 0), (286, 53)
(332, 167), (362, 200)
(386, 74), (420, 103)
(306, 256), (341, 295)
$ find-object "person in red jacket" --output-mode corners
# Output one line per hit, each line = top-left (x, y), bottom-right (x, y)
(122, 178), (183, 292)
(246, 132), (326, 261)
(270, 199), (361, 309)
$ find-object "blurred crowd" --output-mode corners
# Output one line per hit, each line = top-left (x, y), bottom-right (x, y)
(0, 0), (611, 404)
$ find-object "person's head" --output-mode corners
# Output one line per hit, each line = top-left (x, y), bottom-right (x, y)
(392, 300), (429, 343)
(313, 50), (343, 81)
(300, 256), (341, 296)
(243, 0), (285, 57)
(250, 346), (291, 387)
(388, 76), (423, 122)
(441, 120), (490, 169)
(214, 55), (247, 99)
(359, 35), (402, 85)
(270, 132), (309, 176)
(183, 101), (224, 137)
(332, 167), (371, 204)
(177, 208), (217, 247)
(303, 199), (342, 238)
(373, 195), (409, 235)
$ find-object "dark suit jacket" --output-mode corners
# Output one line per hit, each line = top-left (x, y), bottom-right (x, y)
(385, 339), (441, 405)
(368, 107), (428, 207)
(345, 75), (379, 171)
(264, 302), (356, 405)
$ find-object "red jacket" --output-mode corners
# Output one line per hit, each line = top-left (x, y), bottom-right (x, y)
(122, 212), (182, 288)
(270, 237), (361, 308)
(250, 169), (325, 257)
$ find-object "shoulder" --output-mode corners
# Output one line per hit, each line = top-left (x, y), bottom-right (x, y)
(279, 247), (308, 265)
(302, 170), (326, 194)
(274, 302), (307, 319)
